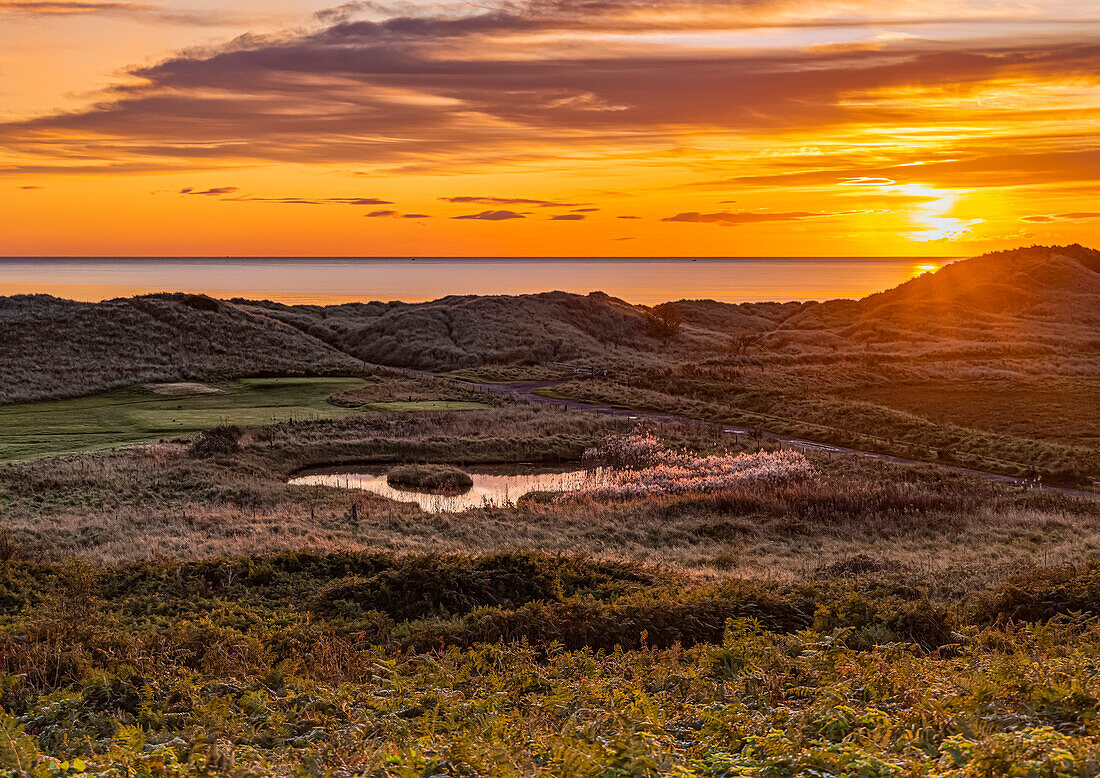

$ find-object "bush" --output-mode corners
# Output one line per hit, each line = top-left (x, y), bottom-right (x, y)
(313, 553), (566, 620)
(386, 464), (473, 494)
(189, 425), (243, 458)
(976, 559), (1100, 623)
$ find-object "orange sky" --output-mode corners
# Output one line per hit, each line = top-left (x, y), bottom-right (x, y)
(1, 0), (1098, 256)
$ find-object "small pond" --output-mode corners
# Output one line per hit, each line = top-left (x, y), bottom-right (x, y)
(289, 465), (602, 512)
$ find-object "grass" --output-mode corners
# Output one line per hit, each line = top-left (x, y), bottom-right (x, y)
(543, 373), (1100, 487)
(0, 377), (369, 461)
(386, 464), (474, 493)
(363, 400), (492, 411)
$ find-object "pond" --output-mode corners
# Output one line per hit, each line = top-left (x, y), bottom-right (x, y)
(289, 465), (602, 512)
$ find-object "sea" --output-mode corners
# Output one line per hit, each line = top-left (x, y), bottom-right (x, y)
(0, 257), (957, 305)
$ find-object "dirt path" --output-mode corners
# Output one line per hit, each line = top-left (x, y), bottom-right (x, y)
(451, 377), (1099, 500)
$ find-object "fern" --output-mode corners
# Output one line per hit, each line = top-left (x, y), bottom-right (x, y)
(0, 710), (38, 774)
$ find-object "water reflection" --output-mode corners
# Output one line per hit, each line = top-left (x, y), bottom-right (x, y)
(290, 465), (600, 512)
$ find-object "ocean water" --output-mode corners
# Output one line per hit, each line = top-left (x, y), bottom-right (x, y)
(0, 256), (956, 305)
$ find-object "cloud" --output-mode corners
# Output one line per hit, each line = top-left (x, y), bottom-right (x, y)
(452, 210), (526, 220)
(0, 0), (1097, 206)
(1021, 212), (1100, 222)
(180, 186), (238, 195)
(222, 195), (394, 205)
(664, 210), (823, 226)
(17, 185), (42, 190)
(550, 214), (585, 220)
(571, 207), (599, 212)
(0, 1), (151, 14)
(441, 196), (588, 207)
(364, 209), (431, 217)
(0, 0), (265, 25)
(617, 215), (641, 219)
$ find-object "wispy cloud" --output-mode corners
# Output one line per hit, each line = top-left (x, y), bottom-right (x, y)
(441, 196), (590, 208)
(663, 211), (824, 226)
(0, 0), (265, 25)
(222, 195), (395, 206)
(452, 210), (526, 220)
(365, 209), (432, 218)
(1, 1), (151, 14)
(180, 186), (238, 195)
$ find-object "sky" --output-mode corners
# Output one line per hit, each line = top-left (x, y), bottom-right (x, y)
(1, 0), (1098, 257)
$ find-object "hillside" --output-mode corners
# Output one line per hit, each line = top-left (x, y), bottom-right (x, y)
(236, 291), (659, 370)
(0, 293), (365, 404)
(1, 245), (1096, 407)
(767, 244), (1100, 356)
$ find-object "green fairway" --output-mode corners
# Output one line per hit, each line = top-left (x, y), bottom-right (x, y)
(0, 377), (370, 461)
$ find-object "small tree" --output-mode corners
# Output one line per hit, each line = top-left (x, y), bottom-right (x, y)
(646, 302), (683, 339)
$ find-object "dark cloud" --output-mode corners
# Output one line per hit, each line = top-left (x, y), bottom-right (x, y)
(452, 210), (525, 220)
(17, 185), (42, 190)
(364, 209), (430, 217)
(550, 214), (585, 220)
(617, 215), (641, 219)
(0, 0), (1097, 191)
(441, 196), (588, 207)
(664, 210), (822, 225)
(571, 207), (599, 212)
(180, 186), (239, 195)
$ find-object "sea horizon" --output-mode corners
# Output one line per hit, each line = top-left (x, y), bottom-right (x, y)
(0, 255), (959, 306)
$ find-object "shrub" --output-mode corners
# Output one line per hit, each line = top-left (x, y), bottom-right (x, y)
(976, 559), (1100, 623)
(189, 425), (243, 458)
(312, 553), (566, 620)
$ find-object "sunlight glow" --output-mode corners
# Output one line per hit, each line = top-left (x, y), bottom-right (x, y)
(890, 185), (982, 242)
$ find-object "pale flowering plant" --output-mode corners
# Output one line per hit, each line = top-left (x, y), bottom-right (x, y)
(580, 434), (814, 497)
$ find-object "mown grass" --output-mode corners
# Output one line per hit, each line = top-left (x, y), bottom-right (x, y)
(0, 377), (370, 462)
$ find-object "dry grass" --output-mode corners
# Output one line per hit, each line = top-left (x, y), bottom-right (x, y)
(2, 406), (1096, 583)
